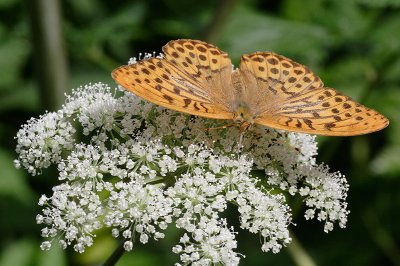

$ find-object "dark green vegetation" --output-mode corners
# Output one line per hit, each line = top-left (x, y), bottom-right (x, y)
(1, 0), (399, 265)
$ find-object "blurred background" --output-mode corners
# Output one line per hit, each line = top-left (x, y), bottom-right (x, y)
(1, 0), (400, 265)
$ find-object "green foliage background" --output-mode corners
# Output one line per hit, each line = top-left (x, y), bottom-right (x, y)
(1, 0), (400, 265)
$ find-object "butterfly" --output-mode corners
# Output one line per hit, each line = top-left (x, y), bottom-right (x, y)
(112, 39), (389, 136)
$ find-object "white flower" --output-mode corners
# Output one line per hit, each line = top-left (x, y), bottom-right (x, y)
(105, 180), (173, 249)
(124, 241), (133, 251)
(15, 82), (350, 265)
(15, 111), (75, 175)
(173, 218), (241, 266)
(37, 182), (104, 252)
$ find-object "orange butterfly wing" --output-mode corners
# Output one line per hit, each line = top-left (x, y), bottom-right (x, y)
(113, 39), (389, 136)
(239, 52), (389, 136)
(112, 39), (234, 120)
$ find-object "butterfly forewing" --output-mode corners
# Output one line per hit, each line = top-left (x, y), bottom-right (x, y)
(240, 53), (389, 135)
(163, 39), (232, 76)
(112, 41), (234, 120)
(162, 39), (236, 110)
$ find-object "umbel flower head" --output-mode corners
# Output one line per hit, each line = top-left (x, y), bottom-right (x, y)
(15, 82), (349, 265)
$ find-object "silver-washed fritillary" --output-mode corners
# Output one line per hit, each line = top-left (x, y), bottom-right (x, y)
(112, 39), (389, 136)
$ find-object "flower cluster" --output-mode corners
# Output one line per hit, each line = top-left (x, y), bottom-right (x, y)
(15, 111), (75, 175)
(15, 82), (349, 265)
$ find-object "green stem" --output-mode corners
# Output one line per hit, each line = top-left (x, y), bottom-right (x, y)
(287, 230), (317, 266)
(363, 210), (400, 266)
(29, 0), (69, 111)
(103, 240), (125, 266)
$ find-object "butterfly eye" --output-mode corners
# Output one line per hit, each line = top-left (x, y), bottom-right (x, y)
(233, 116), (242, 123)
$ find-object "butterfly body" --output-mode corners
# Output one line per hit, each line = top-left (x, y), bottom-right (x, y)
(112, 39), (388, 136)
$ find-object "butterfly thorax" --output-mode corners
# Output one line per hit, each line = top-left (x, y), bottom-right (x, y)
(230, 70), (256, 130)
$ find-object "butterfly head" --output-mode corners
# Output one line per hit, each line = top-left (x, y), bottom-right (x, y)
(233, 103), (254, 131)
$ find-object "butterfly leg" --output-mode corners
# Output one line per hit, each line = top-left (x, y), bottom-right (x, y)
(204, 123), (237, 132)
(235, 122), (254, 152)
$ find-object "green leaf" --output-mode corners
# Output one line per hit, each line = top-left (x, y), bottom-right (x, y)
(73, 233), (116, 265)
(0, 0), (19, 9)
(0, 148), (35, 205)
(282, 0), (325, 22)
(285, 0), (377, 45)
(153, 18), (198, 38)
(383, 57), (400, 83)
(371, 145), (400, 176)
(355, 0), (400, 7)
(368, 14), (400, 64)
(65, 2), (147, 67)
(67, 0), (102, 17)
(322, 56), (373, 99)
(220, 4), (333, 66)
(365, 86), (400, 143)
(0, 82), (39, 112)
(37, 246), (67, 266)
(0, 238), (36, 266)
(116, 249), (163, 266)
(0, 34), (31, 89)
